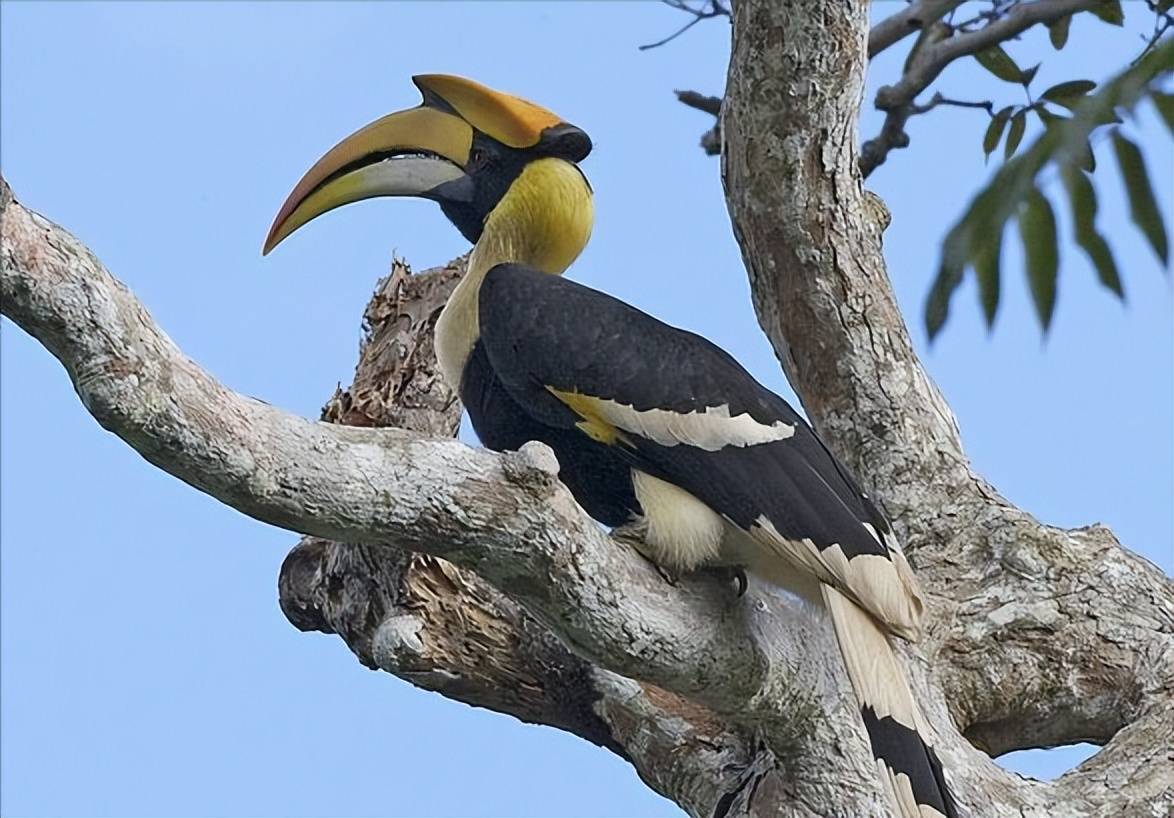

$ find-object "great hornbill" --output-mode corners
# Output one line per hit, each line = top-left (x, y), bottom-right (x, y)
(264, 74), (957, 818)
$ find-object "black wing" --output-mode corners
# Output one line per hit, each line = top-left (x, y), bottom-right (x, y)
(477, 263), (924, 637)
(459, 339), (640, 527)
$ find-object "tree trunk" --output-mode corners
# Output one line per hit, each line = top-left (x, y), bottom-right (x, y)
(1, 2), (1170, 816)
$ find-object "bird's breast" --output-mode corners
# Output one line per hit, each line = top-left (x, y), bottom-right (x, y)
(435, 281), (481, 391)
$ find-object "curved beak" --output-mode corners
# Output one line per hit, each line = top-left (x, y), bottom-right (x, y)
(263, 106), (474, 255)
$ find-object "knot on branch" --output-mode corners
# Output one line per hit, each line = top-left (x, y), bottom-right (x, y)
(700, 126), (722, 156)
(501, 441), (562, 496)
(277, 537), (331, 633)
(874, 85), (901, 111)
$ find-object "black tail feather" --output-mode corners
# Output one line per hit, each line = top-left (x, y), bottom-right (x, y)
(862, 705), (958, 818)
(822, 586), (958, 818)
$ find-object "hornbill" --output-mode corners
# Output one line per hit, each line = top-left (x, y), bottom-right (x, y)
(264, 75), (958, 818)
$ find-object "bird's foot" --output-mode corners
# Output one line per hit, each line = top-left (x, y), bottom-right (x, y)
(699, 565), (748, 598)
(612, 523), (680, 585)
(653, 563), (682, 586)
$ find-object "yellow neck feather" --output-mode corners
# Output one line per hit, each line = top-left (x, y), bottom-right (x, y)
(436, 158), (594, 388)
(469, 157), (594, 278)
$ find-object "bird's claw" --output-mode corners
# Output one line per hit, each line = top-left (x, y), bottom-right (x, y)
(732, 567), (748, 597)
(699, 565), (748, 598)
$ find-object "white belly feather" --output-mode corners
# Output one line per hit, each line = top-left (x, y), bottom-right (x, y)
(629, 470), (725, 571)
(628, 468), (826, 605)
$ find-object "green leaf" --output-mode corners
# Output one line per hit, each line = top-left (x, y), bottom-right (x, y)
(1031, 105), (1088, 170)
(1112, 131), (1170, 265)
(1152, 91), (1174, 135)
(1018, 190), (1060, 331)
(1043, 116), (1096, 171)
(1062, 166), (1123, 296)
(1048, 14), (1072, 49)
(976, 45), (1025, 83)
(974, 221), (1004, 326)
(1042, 80), (1097, 110)
(983, 106), (1015, 159)
(927, 224), (971, 340)
(1043, 80), (1097, 99)
(929, 37), (1173, 338)
(1091, 106), (1125, 126)
(927, 164), (1025, 340)
(1005, 111), (1027, 158)
(1021, 63), (1041, 88)
(1033, 106), (1068, 127)
(1077, 140), (1096, 173)
(926, 250), (963, 340)
(1089, 0), (1124, 26)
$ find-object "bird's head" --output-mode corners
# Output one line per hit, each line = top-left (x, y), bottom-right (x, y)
(263, 74), (594, 273)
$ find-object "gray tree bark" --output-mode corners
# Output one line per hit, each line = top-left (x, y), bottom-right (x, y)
(1, 2), (1170, 817)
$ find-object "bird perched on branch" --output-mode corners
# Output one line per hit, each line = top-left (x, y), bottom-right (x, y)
(264, 74), (958, 818)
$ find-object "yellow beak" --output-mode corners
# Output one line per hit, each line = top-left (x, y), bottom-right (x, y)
(263, 74), (579, 255)
(262, 106), (473, 255)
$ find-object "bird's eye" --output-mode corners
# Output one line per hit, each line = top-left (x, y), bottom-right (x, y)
(468, 147), (489, 171)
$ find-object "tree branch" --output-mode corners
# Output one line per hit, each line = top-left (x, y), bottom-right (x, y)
(672, 0), (970, 157)
(277, 256), (621, 747)
(676, 89), (722, 117)
(869, 0), (967, 57)
(908, 91), (995, 115)
(641, 0), (730, 51)
(0, 176), (765, 711)
(675, 2), (1102, 169)
(5, 0), (1174, 808)
(722, 1), (1173, 814)
(4, 173), (898, 817)
(275, 256), (777, 816)
(861, 0), (1100, 175)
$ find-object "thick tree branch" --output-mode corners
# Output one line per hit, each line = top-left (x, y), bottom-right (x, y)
(0, 176), (765, 711)
(275, 257), (774, 815)
(277, 256), (621, 749)
(1, 174), (890, 817)
(861, 0), (1100, 175)
(723, 1), (1173, 815)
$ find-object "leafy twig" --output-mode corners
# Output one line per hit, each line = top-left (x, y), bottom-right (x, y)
(860, 0), (1100, 176)
(926, 37), (1172, 338)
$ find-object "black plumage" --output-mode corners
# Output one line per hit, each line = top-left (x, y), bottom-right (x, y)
(460, 339), (640, 527)
(263, 69), (957, 816)
(472, 262), (955, 818)
(862, 707), (956, 818)
(477, 263), (893, 563)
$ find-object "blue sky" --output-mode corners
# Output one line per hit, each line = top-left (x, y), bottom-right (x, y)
(1, 3), (1170, 816)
